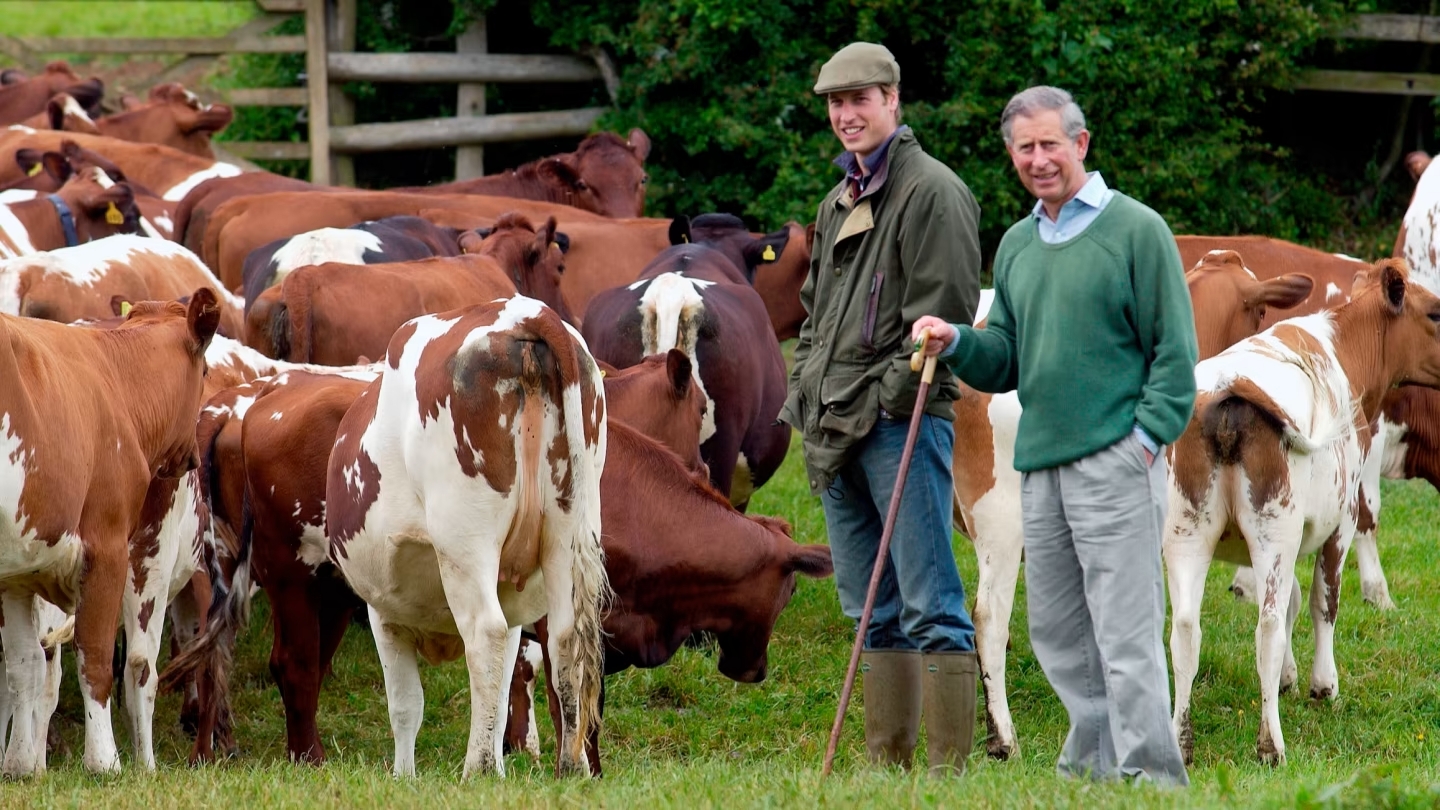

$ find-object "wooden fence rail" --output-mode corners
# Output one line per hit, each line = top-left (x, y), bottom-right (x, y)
(1297, 13), (1440, 95)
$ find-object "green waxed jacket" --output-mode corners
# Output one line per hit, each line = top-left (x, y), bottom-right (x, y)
(779, 129), (982, 495)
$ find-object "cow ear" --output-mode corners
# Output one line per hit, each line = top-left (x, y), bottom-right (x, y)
(457, 229), (487, 254)
(0, 68), (27, 85)
(1381, 260), (1407, 315)
(86, 183), (138, 232)
(788, 543), (835, 579)
(534, 216), (559, 258)
(541, 157), (587, 191)
(668, 215), (691, 246)
(742, 227), (790, 271)
(1256, 273), (1314, 312)
(186, 287), (221, 348)
(664, 348), (692, 398)
(188, 105), (233, 135)
(41, 151), (70, 182)
(626, 128), (651, 162)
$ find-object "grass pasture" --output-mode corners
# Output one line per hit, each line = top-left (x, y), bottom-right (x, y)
(1, 429), (1438, 808)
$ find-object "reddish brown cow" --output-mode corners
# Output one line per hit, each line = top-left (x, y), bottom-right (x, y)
(0, 166), (140, 258)
(41, 82), (232, 159)
(205, 190), (606, 291)
(395, 129), (652, 218)
(245, 214), (571, 364)
(1175, 235), (1366, 328)
(174, 172), (315, 258)
(4, 140), (177, 240)
(0, 131), (241, 203)
(0, 289), (219, 776)
(0, 62), (102, 126)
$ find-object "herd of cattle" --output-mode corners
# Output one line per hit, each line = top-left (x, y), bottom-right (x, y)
(1, 59), (1439, 779)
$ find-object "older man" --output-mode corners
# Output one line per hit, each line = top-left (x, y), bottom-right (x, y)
(780, 42), (982, 775)
(913, 86), (1195, 785)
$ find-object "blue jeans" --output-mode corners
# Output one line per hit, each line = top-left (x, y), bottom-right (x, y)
(821, 413), (976, 652)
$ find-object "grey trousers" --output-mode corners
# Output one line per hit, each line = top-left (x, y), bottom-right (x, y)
(1020, 433), (1189, 786)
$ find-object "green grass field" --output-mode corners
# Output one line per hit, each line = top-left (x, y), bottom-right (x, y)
(1, 428), (1437, 808)
(0, 2), (258, 39)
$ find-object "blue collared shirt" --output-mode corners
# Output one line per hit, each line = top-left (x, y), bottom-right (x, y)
(939, 171), (1159, 456)
(1033, 171), (1115, 244)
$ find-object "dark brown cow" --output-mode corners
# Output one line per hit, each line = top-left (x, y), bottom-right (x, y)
(0, 62), (102, 126)
(42, 82), (232, 159)
(240, 215), (464, 309)
(0, 289), (219, 776)
(245, 214), (571, 364)
(582, 214), (791, 509)
(0, 166), (140, 258)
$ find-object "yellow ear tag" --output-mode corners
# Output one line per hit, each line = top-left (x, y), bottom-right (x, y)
(120, 301), (133, 317)
(26, 163), (42, 177)
(599, 369), (606, 378)
(761, 244), (776, 262)
(105, 202), (124, 225)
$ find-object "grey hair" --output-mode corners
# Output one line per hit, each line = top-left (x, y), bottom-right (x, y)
(1000, 86), (1086, 145)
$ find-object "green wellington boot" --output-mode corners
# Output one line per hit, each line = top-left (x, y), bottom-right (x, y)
(860, 649), (922, 767)
(922, 650), (978, 776)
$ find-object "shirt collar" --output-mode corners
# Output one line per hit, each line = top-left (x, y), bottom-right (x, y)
(833, 124), (909, 180)
(1031, 171), (1108, 220)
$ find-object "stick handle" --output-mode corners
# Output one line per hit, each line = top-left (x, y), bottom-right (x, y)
(909, 327), (931, 372)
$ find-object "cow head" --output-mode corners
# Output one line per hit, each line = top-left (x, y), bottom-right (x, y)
(115, 288), (221, 478)
(52, 166), (141, 242)
(1345, 259), (1440, 392)
(713, 516), (834, 683)
(1185, 250), (1314, 360)
(9, 140), (133, 194)
(91, 83), (232, 157)
(459, 213), (575, 324)
(600, 349), (707, 473)
(669, 213), (789, 284)
(544, 128), (650, 218)
(45, 92), (100, 135)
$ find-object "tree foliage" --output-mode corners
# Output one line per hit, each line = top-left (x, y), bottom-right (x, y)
(531, 0), (1370, 256)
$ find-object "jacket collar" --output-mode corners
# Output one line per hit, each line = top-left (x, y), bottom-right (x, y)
(833, 126), (912, 208)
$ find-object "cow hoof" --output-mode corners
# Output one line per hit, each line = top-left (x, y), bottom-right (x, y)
(984, 736), (1015, 761)
(1309, 684), (1336, 701)
(1256, 734), (1285, 767)
(1280, 667), (1298, 694)
(1362, 585), (1396, 611)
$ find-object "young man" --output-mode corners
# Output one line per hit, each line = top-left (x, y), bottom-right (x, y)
(912, 86), (1195, 786)
(779, 42), (983, 775)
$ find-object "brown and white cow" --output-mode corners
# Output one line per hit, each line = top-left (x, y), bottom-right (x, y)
(1, 235), (245, 337)
(1165, 259), (1440, 766)
(245, 214), (571, 364)
(0, 166), (140, 258)
(325, 297), (608, 778)
(582, 213), (790, 510)
(0, 62), (102, 127)
(0, 289), (219, 776)
(954, 250), (1315, 761)
(1395, 158), (1440, 295)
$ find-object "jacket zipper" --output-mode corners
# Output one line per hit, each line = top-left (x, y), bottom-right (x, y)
(861, 272), (883, 351)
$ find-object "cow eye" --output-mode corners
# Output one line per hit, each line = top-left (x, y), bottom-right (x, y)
(1429, 312), (1440, 324)
(640, 175), (649, 186)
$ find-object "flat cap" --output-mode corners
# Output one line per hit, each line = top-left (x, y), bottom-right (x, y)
(814, 42), (900, 94)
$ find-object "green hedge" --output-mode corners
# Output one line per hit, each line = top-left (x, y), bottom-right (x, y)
(225, 1), (1435, 264)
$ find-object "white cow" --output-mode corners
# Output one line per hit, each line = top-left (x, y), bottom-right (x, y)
(325, 296), (608, 778)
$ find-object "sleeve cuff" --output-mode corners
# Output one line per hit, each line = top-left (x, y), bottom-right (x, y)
(938, 326), (962, 359)
(1133, 423), (1159, 454)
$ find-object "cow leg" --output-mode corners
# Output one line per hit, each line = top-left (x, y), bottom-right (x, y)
(433, 553), (511, 779)
(1244, 524), (1301, 767)
(1279, 572), (1300, 695)
(263, 572), (327, 763)
(1308, 529), (1349, 701)
(316, 583), (358, 684)
(1163, 482), (1226, 768)
(969, 519), (1023, 760)
(369, 604), (424, 778)
(520, 639), (542, 757)
(0, 591), (47, 777)
(122, 553), (183, 770)
(72, 541), (126, 773)
(1352, 480), (1392, 610)
(169, 573), (211, 737)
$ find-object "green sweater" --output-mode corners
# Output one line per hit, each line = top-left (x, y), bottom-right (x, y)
(945, 193), (1198, 472)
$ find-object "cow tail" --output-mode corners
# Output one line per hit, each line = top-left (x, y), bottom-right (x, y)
(275, 275), (315, 363)
(554, 334), (610, 774)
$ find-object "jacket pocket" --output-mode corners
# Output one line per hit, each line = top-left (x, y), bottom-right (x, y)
(817, 376), (880, 444)
(860, 272), (884, 352)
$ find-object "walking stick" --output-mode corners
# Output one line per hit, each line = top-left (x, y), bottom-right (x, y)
(822, 328), (939, 777)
